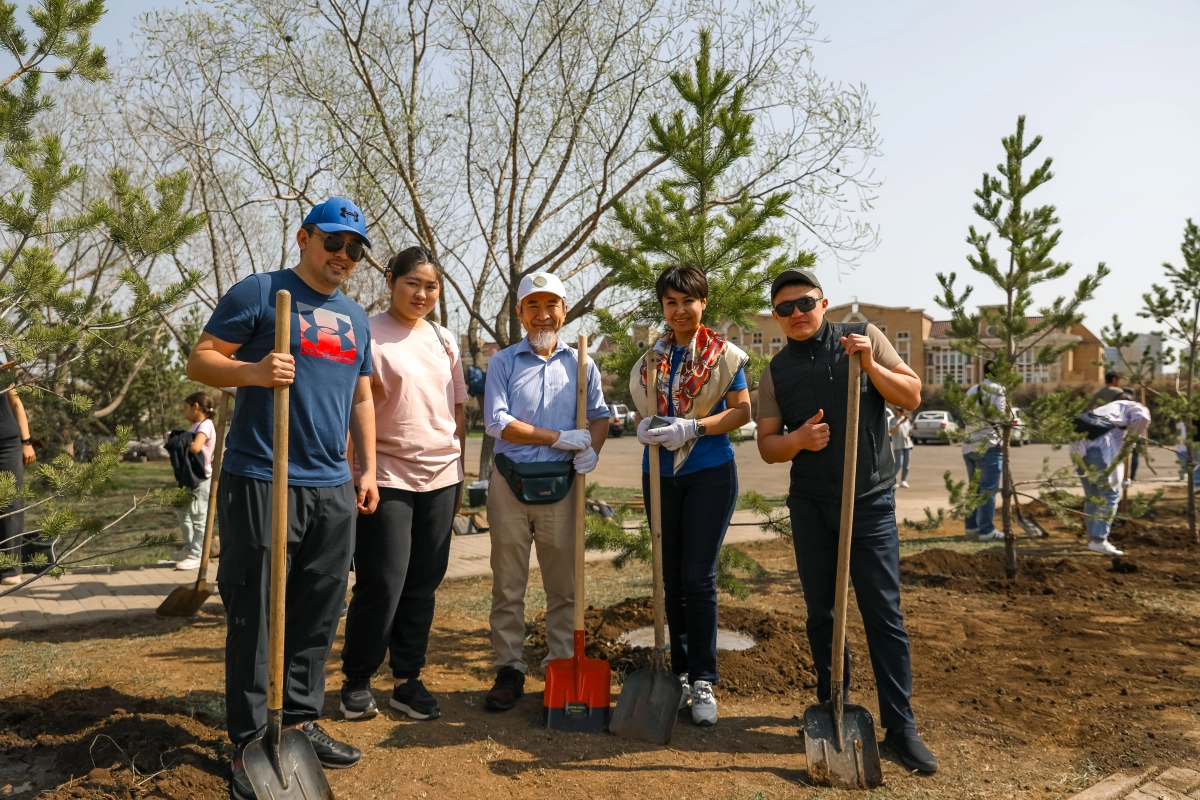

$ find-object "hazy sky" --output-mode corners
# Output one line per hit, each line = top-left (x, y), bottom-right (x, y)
(28, 0), (1200, 336)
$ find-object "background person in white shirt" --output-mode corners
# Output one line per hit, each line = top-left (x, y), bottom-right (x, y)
(890, 409), (914, 488)
(1070, 399), (1151, 556)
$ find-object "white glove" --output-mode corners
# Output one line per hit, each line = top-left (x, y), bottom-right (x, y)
(573, 447), (598, 474)
(648, 416), (698, 452)
(552, 428), (592, 452)
(636, 417), (657, 446)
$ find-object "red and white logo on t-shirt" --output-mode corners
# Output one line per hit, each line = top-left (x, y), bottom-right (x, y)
(297, 302), (357, 364)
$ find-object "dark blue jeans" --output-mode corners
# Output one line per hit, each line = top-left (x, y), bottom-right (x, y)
(642, 459), (738, 683)
(788, 489), (916, 731)
(962, 445), (1002, 534)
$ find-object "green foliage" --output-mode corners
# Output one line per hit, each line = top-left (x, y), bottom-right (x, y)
(738, 490), (791, 542)
(901, 507), (947, 532)
(715, 546), (767, 600)
(594, 31), (814, 376)
(0, 2), (205, 592)
(934, 116), (1106, 576)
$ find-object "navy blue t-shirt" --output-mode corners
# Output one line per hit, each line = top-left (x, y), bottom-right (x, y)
(642, 345), (748, 477)
(205, 269), (373, 486)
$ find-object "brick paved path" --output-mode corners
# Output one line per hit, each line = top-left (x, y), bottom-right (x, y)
(1069, 765), (1200, 799)
(0, 510), (775, 633)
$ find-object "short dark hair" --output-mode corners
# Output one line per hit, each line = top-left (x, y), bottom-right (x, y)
(1105, 371), (1119, 385)
(655, 265), (708, 303)
(386, 245), (441, 283)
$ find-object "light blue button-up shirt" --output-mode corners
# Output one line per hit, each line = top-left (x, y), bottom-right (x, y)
(484, 336), (610, 464)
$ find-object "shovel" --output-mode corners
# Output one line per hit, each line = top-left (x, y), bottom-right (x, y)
(803, 352), (883, 789)
(543, 334), (612, 732)
(157, 389), (232, 618)
(242, 289), (334, 800)
(609, 358), (682, 745)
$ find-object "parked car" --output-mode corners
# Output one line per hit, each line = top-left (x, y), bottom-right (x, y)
(608, 404), (630, 437)
(912, 410), (959, 444)
(738, 419), (757, 440)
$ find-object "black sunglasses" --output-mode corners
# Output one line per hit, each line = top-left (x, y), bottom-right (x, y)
(317, 232), (366, 262)
(774, 296), (821, 316)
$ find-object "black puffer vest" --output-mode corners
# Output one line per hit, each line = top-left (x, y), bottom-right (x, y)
(769, 320), (895, 502)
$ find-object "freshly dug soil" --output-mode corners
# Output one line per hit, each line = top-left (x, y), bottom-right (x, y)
(901, 548), (1096, 594)
(0, 686), (228, 799)
(526, 597), (816, 696)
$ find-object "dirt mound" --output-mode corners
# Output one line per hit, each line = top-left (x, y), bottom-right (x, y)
(0, 687), (227, 799)
(900, 548), (1105, 595)
(1112, 516), (1195, 549)
(527, 598), (815, 696)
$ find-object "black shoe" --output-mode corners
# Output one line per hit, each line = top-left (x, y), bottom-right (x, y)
(299, 721), (361, 769)
(391, 678), (440, 720)
(230, 742), (254, 800)
(339, 677), (378, 721)
(484, 666), (526, 711)
(883, 728), (938, 774)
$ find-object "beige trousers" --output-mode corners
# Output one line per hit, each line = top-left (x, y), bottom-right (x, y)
(487, 472), (577, 673)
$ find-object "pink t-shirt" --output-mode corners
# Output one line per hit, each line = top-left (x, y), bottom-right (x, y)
(359, 314), (468, 492)
(191, 418), (217, 478)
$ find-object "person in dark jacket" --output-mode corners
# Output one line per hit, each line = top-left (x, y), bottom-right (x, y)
(755, 268), (937, 774)
(0, 390), (35, 586)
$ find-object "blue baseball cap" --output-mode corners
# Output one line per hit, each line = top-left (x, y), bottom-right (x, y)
(303, 197), (372, 249)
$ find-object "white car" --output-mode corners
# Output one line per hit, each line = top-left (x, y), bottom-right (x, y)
(738, 419), (758, 440)
(912, 410), (959, 444)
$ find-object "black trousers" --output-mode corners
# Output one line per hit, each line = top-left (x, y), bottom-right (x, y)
(341, 482), (459, 680)
(788, 489), (916, 731)
(216, 471), (355, 745)
(0, 437), (23, 578)
(641, 459), (737, 684)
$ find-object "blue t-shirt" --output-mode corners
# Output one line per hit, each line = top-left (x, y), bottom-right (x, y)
(204, 269), (373, 486)
(642, 345), (747, 477)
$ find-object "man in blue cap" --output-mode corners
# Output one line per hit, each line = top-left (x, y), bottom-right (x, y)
(188, 197), (379, 798)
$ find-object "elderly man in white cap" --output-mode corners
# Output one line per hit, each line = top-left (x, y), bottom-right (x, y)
(481, 272), (610, 711)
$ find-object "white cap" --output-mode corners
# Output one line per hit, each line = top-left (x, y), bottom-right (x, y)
(517, 272), (567, 304)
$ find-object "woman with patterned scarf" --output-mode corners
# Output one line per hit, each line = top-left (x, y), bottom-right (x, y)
(629, 265), (751, 727)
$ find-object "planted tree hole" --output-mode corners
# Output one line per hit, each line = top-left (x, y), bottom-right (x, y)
(618, 625), (756, 651)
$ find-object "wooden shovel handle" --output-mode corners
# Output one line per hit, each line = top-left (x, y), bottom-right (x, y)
(646, 359), (666, 651)
(573, 334), (588, 633)
(830, 353), (861, 686)
(268, 290), (291, 712)
(194, 389), (232, 591)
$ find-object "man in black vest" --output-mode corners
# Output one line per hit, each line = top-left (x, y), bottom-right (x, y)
(755, 269), (937, 774)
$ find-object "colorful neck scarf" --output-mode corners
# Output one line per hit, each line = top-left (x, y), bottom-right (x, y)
(629, 325), (748, 472)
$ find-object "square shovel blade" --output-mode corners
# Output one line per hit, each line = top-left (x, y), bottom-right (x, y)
(608, 666), (682, 745)
(802, 701), (883, 789)
(242, 728), (334, 800)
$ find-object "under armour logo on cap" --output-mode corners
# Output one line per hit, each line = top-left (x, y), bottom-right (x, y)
(340, 206), (359, 223)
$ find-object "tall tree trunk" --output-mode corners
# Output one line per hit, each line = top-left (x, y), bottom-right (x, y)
(1001, 423), (1016, 578)
(479, 432), (495, 484)
(1188, 333), (1198, 544)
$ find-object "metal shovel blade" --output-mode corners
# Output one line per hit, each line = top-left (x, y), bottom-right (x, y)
(608, 661), (682, 745)
(803, 701), (883, 789)
(242, 728), (333, 800)
(155, 583), (211, 618)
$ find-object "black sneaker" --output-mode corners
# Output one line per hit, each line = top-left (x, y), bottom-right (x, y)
(484, 665), (526, 711)
(339, 677), (379, 720)
(299, 721), (361, 769)
(230, 741), (254, 800)
(883, 728), (938, 774)
(390, 678), (440, 720)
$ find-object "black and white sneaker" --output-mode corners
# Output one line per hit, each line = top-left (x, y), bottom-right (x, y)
(390, 678), (441, 720)
(300, 721), (361, 769)
(339, 677), (378, 720)
(230, 741), (254, 800)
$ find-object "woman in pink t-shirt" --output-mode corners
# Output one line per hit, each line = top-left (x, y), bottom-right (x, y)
(340, 246), (468, 723)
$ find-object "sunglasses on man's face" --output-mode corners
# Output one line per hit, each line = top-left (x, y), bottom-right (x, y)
(774, 296), (821, 316)
(317, 232), (365, 262)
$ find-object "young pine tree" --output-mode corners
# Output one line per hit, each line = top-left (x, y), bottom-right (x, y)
(1141, 219), (1200, 543)
(935, 116), (1106, 578)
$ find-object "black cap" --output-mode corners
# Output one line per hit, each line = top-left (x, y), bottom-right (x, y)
(770, 268), (823, 302)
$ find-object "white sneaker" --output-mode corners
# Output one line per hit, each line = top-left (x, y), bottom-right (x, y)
(976, 531), (1005, 543)
(900, 481), (910, 489)
(174, 556), (202, 570)
(1087, 539), (1124, 556)
(690, 680), (717, 727)
(677, 673), (691, 710)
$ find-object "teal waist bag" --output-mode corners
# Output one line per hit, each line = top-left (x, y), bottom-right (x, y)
(494, 453), (575, 505)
